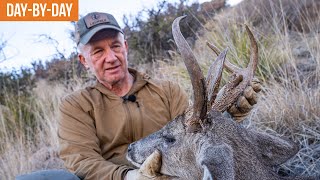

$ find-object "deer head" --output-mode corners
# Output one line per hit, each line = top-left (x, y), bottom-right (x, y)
(126, 16), (305, 180)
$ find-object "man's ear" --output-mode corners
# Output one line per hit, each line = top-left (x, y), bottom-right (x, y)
(197, 143), (235, 180)
(78, 54), (89, 69)
(124, 40), (129, 52)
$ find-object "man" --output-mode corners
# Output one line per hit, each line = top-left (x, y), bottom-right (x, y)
(58, 12), (261, 180)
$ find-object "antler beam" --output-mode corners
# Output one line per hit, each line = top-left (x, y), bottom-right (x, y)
(172, 16), (208, 127)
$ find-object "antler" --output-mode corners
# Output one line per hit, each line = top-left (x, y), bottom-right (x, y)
(172, 16), (227, 132)
(206, 42), (241, 73)
(206, 48), (228, 108)
(208, 25), (259, 112)
(172, 16), (258, 131)
(172, 16), (207, 130)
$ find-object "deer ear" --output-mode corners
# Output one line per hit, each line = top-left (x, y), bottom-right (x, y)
(254, 131), (299, 166)
(197, 143), (235, 180)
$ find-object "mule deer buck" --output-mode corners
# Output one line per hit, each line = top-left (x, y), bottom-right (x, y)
(127, 16), (315, 180)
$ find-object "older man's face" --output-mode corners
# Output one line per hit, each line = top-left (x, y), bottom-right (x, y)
(79, 31), (129, 88)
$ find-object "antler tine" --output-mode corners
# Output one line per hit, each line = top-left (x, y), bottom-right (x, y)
(211, 25), (259, 112)
(172, 16), (207, 127)
(244, 24), (258, 75)
(206, 41), (241, 73)
(206, 48), (228, 108)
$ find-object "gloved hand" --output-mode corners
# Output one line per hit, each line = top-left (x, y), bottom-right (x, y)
(227, 77), (262, 122)
(125, 150), (172, 180)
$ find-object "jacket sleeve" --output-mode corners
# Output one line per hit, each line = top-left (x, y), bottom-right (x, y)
(58, 93), (132, 180)
(165, 81), (189, 119)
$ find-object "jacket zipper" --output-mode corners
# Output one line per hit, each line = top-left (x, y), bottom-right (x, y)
(123, 101), (134, 142)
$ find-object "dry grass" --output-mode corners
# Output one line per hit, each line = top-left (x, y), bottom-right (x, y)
(0, 0), (319, 178)
(0, 80), (86, 179)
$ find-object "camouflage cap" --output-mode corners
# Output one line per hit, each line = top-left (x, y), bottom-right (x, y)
(75, 12), (123, 45)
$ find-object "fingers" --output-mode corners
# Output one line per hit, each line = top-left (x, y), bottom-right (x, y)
(139, 150), (162, 178)
(243, 86), (258, 105)
(227, 77), (262, 123)
(231, 74), (243, 88)
(228, 97), (252, 116)
(228, 104), (240, 115)
(251, 77), (262, 92)
(236, 96), (253, 113)
(227, 96), (252, 123)
(244, 77), (262, 105)
(227, 103), (249, 123)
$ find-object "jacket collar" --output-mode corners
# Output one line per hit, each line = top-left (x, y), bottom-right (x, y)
(92, 68), (149, 97)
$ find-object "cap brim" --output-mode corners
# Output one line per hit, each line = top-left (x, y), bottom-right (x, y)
(80, 25), (123, 44)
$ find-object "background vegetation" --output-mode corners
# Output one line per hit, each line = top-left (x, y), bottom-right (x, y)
(0, 0), (319, 179)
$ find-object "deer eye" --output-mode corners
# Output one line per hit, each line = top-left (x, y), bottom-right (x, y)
(163, 135), (176, 144)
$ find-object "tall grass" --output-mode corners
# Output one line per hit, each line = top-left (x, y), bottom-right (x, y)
(0, 80), (85, 179)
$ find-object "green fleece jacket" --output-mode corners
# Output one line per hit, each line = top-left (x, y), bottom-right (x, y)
(58, 69), (188, 180)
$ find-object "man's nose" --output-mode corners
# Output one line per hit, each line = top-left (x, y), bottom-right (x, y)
(104, 50), (117, 63)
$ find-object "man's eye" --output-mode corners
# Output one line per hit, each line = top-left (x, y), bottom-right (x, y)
(112, 44), (121, 49)
(93, 49), (103, 54)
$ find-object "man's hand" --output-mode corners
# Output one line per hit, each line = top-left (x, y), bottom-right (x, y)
(227, 78), (262, 122)
(125, 150), (172, 180)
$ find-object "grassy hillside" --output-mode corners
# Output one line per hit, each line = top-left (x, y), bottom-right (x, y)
(0, 0), (319, 179)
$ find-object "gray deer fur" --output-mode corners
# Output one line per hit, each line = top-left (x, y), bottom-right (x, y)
(126, 16), (316, 180)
